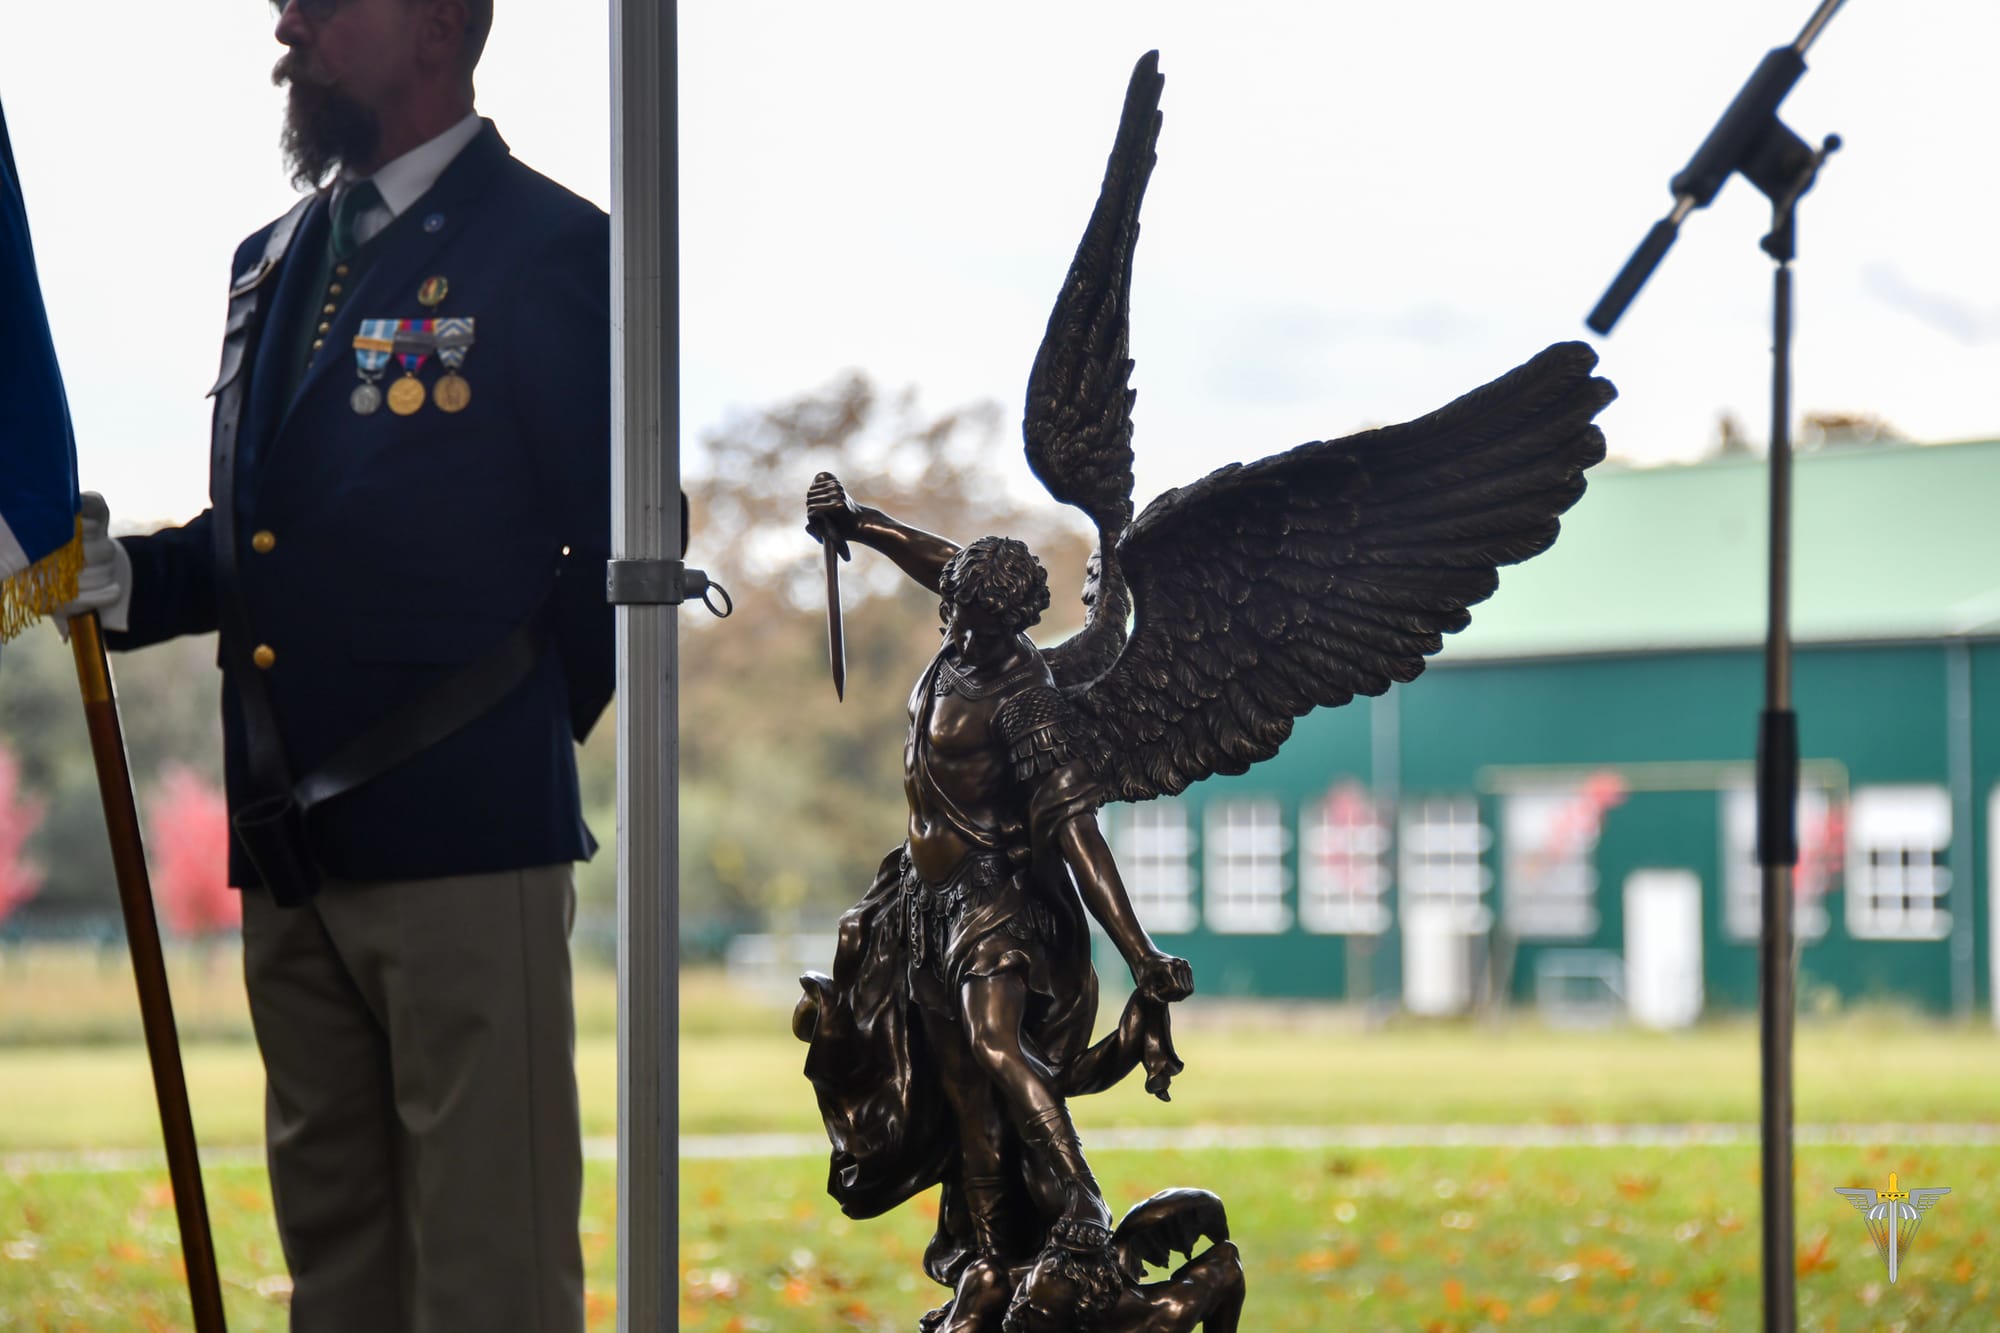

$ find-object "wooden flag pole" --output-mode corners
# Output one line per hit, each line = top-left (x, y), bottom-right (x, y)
(67, 610), (227, 1333)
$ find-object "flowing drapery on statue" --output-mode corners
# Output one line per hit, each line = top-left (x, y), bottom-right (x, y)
(0, 98), (228, 1333)
(0, 98), (82, 640)
(795, 51), (1614, 1331)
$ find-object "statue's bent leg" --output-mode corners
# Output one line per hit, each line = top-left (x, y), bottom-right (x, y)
(959, 971), (1113, 1248)
(918, 1003), (1013, 1262)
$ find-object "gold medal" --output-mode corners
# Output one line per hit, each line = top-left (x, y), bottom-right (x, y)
(387, 375), (427, 416)
(434, 371), (472, 414)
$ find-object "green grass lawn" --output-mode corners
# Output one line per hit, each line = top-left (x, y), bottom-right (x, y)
(1, 1014), (1995, 1151)
(4, 952), (1999, 1328)
(3, 1145), (1994, 1331)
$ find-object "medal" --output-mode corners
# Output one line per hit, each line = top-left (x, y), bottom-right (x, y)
(388, 376), (427, 415)
(432, 317), (475, 414)
(388, 319), (436, 416)
(418, 275), (449, 308)
(351, 320), (396, 415)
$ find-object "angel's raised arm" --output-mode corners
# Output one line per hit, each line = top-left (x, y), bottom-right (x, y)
(804, 472), (960, 595)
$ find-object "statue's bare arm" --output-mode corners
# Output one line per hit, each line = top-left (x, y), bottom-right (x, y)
(1053, 814), (1193, 1004)
(805, 472), (959, 595)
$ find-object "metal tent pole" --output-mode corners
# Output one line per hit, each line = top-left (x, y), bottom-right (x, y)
(610, 0), (680, 1327)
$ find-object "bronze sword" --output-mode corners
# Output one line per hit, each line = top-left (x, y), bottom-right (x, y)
(812, 473), (847, 700)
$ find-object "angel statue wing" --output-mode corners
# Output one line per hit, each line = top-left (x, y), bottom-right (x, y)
(1074, 341), (1614, 804)
(1026, 51), (1160, 690)
(1109, 1187), (1230, 1282)
(1017, 52), (1616, 800)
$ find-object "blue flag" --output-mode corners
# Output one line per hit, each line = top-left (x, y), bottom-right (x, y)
(0, 96), (81, 641)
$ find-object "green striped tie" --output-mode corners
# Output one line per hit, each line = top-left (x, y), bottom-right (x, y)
(329, 180), (383, 261)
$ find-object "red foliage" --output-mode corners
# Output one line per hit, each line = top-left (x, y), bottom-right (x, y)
(146, 764), (239, 936)
(0, 746), (47, 925)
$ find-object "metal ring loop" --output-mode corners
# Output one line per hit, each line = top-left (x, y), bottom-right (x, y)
(701, 580), (734, 619)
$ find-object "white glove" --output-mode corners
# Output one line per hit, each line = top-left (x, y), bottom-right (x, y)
(55, 492), (133, 633)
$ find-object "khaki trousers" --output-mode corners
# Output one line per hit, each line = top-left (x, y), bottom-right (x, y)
(241, 866), (585, 1333)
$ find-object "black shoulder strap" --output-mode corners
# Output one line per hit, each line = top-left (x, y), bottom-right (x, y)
(211, 199), (555, 821)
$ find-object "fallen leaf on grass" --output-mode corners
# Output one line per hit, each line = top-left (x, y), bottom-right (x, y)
(1795, 1232), (1835, 1277)
(1615, 1173), (1659, 1200)
(1295, 1241), (1359, 1273)
(1525, 1290), (1560, 1315)
(1442, 1277), (1464, 1310)
(1572, 1244), (1636, 1279)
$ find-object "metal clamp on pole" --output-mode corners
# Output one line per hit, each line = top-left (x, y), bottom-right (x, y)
(606, 558), (734, 617)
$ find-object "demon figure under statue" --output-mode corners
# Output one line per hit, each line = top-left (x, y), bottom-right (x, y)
(791, 51), (1616, 1331)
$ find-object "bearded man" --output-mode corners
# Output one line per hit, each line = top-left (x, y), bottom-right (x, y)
(57, 3), (610, 1328)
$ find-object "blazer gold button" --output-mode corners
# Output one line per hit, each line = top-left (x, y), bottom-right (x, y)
(252, 531), (276, 554)
(335, 264), (350, 277)
(252, 645), (277, 670)
(328, 283), (343, 295)
(322, 302), (337, 315)
(312, 339), (324, 351)
(317, 321), (331, 334)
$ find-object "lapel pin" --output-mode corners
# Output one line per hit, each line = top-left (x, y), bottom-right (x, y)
(418, 276), (449, 308)
(423, 212), (445, 233)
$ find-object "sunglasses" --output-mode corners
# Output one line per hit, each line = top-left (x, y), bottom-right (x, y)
(273, 0), (348, 23)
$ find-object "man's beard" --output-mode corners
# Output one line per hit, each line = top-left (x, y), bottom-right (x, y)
(273, 52), (379, 190)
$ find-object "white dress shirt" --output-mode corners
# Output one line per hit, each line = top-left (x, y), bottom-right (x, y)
(334, 111), (484, 249)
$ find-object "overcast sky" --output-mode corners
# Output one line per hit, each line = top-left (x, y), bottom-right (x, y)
(3, 1), (1995, 529)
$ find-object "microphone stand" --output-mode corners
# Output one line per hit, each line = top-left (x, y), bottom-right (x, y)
(1585, 4), (1847, 1330)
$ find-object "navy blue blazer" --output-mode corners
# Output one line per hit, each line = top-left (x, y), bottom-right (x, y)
(109, 123), (613, 889)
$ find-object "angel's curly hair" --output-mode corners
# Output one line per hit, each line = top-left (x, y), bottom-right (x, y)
(938, 536), (1050, 632)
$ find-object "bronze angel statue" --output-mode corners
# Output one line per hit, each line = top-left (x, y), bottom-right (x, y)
(792, 50), (1615, 1332)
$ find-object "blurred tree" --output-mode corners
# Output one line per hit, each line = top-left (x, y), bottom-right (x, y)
(1712, 411), (1753, 458)
(145, 763), (238, 937)
(1801, 411), (1904, 450)
(0, 624), (220, 928)
(0, 744), (47, 925)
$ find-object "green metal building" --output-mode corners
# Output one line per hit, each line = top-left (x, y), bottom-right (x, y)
(1099, 438), (2000, 1024)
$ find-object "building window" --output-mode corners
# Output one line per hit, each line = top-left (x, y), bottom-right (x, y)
(1300, 784), (1389, 934)
(1113, 800), (1196, 935)
(1502, 775), (1625, 938)
(1846, 786), (1952, 941)
(1399, 796), (1492, 932)
(1204, 799), (1290, 934)
(1720, 786), (1836, 941)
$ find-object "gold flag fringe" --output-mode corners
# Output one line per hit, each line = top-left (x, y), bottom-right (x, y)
(0, 518), (83, 643)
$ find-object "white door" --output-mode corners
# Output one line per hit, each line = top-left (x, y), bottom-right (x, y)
(1624, 869), (1703, 1029)
(1403, 902), (1471, 1016)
